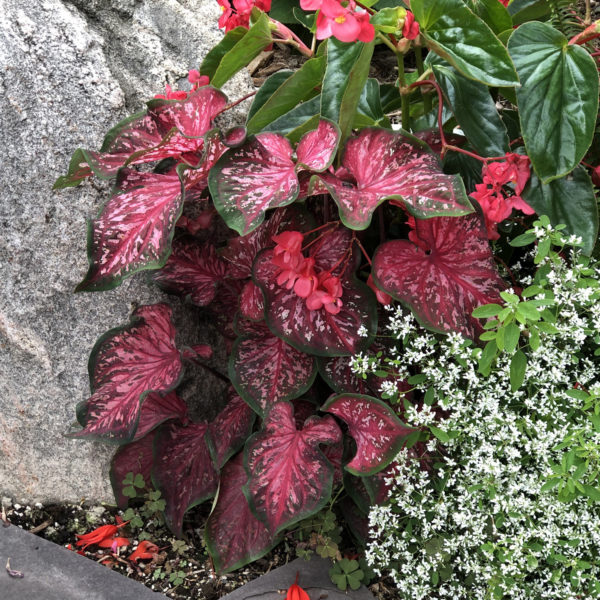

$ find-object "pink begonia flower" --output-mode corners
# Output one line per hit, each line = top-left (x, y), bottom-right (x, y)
(216, 0), (271, 31)
(272, 231), (304, 265)
(402, 11), (420, 40)
(306, 273), (343, 314)
(293, 258), (319, 298)
(316, 0), (374, 43)
(300, 0), (323, 9)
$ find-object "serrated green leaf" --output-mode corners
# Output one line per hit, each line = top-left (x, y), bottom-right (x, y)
(508, 22), (599, 183)
(412, 0), (518, 86)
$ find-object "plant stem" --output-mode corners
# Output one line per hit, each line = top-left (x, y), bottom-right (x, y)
(397, 54), (410, 132)
(414, 46), (432, 114)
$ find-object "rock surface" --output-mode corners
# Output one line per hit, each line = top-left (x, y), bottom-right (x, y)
(0, 0), (254, 503)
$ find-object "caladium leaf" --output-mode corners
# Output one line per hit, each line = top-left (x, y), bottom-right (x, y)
(206, 390), (256, 470)
(322, 394), (414, 476)
(253, 228), (378, 357)
(153, 421), (218, 535)
(205, 453), (278, 574)
(317, 356), (370, 395)
(71, 304), (183, 443)
(229, 320), (317, 417)
(133, 391), (188, 441)
(313, 128), (472, 230)
(152, 240), (228, 306)
(244, 402), (342, 534)
(210, 122), (337, 235)
(372, 214), (505, 338)
(110, 430), (157, 509)
(239, 281), (264, 321)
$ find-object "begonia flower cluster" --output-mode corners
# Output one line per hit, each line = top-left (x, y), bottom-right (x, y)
(301, 0), (374, 42)
(271, 231), (344, 314)
(154, 69), (210, 101)
(217, 0), (272, 31)
(470, 153), (534, 239)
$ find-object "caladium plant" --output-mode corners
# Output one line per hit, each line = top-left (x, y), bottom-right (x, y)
(58, 0), (599, 579)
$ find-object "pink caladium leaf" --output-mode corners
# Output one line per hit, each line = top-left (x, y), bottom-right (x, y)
(208, 279), (246, 340)
(153, 420), (218, 535)
(372, 214), (505, 338)
(244, 402), (342, 534)
(322, 394), (414, 476)
(206, 390), (256, 469)
(317, 356), (370, 395)
(239, 280), (264, 320)
(209, 133), (299, 235)
(312, 128), (472, 230)
(133, 391), (188, 441)
(152, 240), (228, 306)
(205, 453), (278, 574)
(55, 88), (227, 187)
(110, 429), (157, 509)
(295, 119), (340, 172)
(230, 320), (316, 417)
(70, 304), (183, 443)
(253, 228), (378, 357)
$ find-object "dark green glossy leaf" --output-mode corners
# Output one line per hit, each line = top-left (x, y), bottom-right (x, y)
(432, 60), (509, 156)
(467, 0), (512, 35)
(380, 83), (403, 113)
(293, 7), (316, 31)
(246, 71), (292, 123)
(356, 79), (390, 128)
(247, 57), (325, 133)
(411, 0), (518, 86)
(523, 166), (598, 256)
(321, 38), (374, 146)
(507, 0), (550, 26)
(208, 13), (272, 88)
(268, 0), (298, 23)
(509, 22), (598, 183)
(200, 27), (247, 80)
(261, 96), (321, 141)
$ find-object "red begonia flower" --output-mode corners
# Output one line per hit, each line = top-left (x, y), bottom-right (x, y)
(128, 540), (160, 563)
(306, 272), (343, 313)
(367, 274), (392, 306)
(293, 258), (319, 298)
(286, 573), (309, 600)
(75, 522), (130, 551)
(273, 231), (304, 265)
(402, 11), (420, 40)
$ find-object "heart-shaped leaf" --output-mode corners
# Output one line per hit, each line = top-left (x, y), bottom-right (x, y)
(244, 402), (342, 534)
(317, 356), (370, 395)
(322, 394), (414, 476)
(70, 304), (183, 443)
(314, 128), (472, 230)
(153, 421), (218, 535)
(205, 453), (278, 574)
(508, 21), (599, 183)
(372, 214), (505, 337)
(110, 430), (157, 509)
(295, 119), (340, 172)
(206, 390), (256, 470)
(229, 320), (317, 417)
(239, 280), (265, 320)
(412, 0), (519, 86)
(133, 391), (188, 441)
(152, 240), (228, 306)
(253, 228), (378, 357)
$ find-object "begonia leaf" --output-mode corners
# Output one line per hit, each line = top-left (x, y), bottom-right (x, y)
(314, 128), (472, 230)
(205, 453), (278, 574)
(322, 394), (414, 476)
(244, 402), (342, 534)
(110, 430), (157, 509)
(206, 390), (256, 470)
(508, 21), (598, 183)
(209, 133), (299, 235)
(372, 214), (505, 338)
(152, 240), (228, 306)
(153, 421), (218, 535)
(229, 320), (317, 417)
(70, 304), (183, 443)
(133, 391), (188, 441)
(253, 228), (378, 356)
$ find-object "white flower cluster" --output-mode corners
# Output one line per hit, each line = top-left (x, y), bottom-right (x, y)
(364, 233), (600, 599)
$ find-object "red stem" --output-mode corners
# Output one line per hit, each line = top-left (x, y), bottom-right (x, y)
(353, 234), (372, 266)
(569, 22), (600, 45)
(214, 91), (257, 118)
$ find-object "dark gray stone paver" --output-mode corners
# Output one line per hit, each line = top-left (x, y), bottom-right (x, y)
(0, 524), (167, 600)
(221, 557), (376, 600)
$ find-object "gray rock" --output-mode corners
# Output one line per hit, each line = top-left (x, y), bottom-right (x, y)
(0, 0), (254, 503)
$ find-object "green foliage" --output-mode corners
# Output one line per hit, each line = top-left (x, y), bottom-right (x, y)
(329, 558), (365, 591)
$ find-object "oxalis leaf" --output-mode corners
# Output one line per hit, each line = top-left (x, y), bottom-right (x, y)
(230, 319), (317, 417)
(508, 22), (599, 183)
(152, 420), (218, 536)
(69, 304), (183, 443)
(77, 130), (228, 292)
(322, 394), (414, 476)
(372, 214), (505, 338)
(243, 401), (342, 534)
(411, 0), (518, 86)
(205, 453), (279, 574)
(312, 128), (472, 231)
(210, 121), (339, 235)
(253, 227), (378, 357)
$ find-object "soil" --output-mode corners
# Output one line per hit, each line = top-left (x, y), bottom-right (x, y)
(1, 500), (397, 600)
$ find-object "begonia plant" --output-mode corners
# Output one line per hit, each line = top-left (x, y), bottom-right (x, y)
(56, 0), (599, 581)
